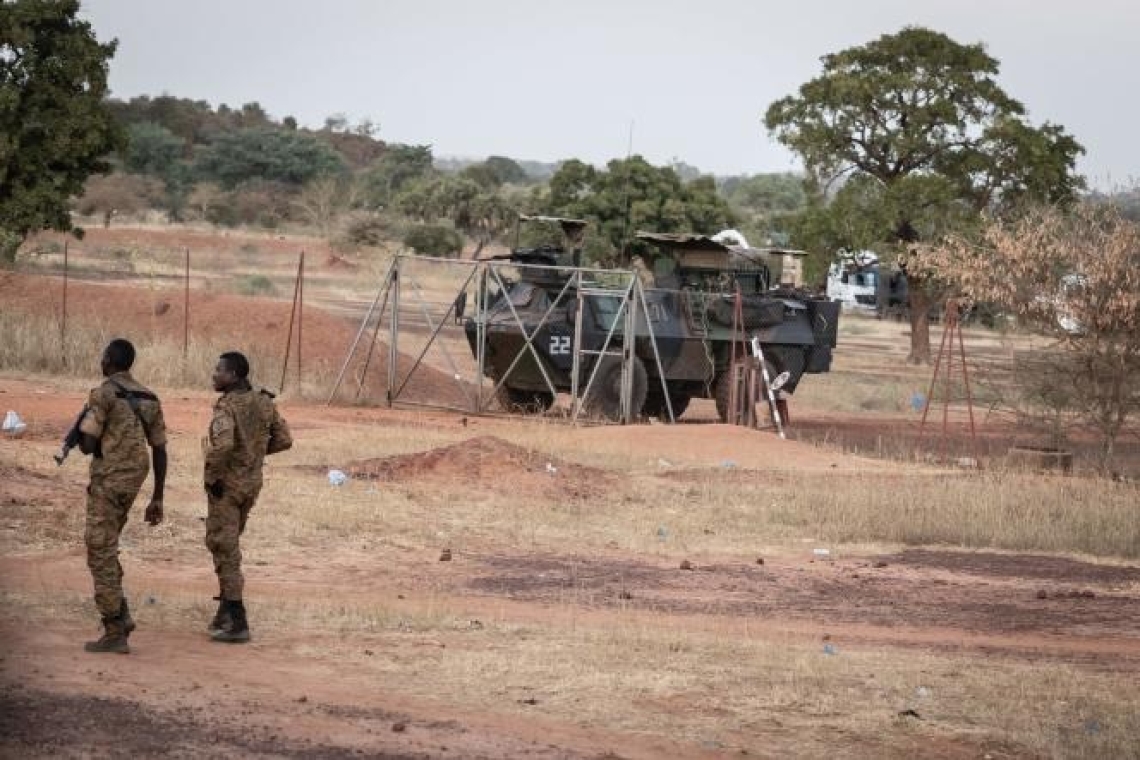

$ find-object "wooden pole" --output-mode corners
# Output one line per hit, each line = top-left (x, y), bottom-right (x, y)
(297, 251), (304, 393)
(61, 240), (68, 363)
(279, 253), (303, 393)
(183, 248), (190, 358)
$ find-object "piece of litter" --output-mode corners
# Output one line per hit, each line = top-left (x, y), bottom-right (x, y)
(720, 460), (737, 469)
(545, 462), (558, 474)
(657, 458), (671, 468)
(327, 469), (348, 486)
(812, 548), (831, 558)
(2, 410), (27, 436)
(823, 644), (837, 655)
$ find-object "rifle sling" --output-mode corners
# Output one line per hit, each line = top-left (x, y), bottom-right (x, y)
(107, 378), (155, 442)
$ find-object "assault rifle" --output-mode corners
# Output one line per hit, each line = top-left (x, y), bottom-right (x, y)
(54, 407), (93, 465)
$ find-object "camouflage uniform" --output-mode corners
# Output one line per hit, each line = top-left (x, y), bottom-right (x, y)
(631, 256), (656, 289)
(203, 382), (291, 601)
(78, 371), (166, 619)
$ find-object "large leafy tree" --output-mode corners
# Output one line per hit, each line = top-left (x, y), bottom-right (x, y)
(544, 156), (736, 264)
(195, 127), (345, 189)
(765, 27), (1084, 362)
(0, 0), (122, 261)
(361, 143), (434, 207)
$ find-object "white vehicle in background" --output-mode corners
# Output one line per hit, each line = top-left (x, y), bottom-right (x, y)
(826, 250), (879, 312)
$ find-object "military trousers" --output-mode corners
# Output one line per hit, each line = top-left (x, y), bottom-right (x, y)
(205, 484), (260, 601)
(85, 474), (145, 618)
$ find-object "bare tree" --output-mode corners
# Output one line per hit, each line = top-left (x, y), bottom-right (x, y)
(923, 204), (1140, 469)
(295, 175), (358, 239)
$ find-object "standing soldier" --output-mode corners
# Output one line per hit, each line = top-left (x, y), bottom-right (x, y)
(630, 254), (656, 289)
(203, 351), (292, 643)
(76, 338), (167, 654)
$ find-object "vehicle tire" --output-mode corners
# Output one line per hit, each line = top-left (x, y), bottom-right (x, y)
(714, 360), (777, 422)
(583, 355), (647, 421)
(642, 386), (691, 421)
(496, 385), (555, 414)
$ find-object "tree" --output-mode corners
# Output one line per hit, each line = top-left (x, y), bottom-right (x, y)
(765, 27), (1084, 362)
(0, 0), (122, 261)
(74, 173), (162, 226)
(295, 174), (358, 238)
(403, 224), (462, 257)
(544, 156), (736, 263)
(920, 204), (1140, 470)
(362, 143), (434, 207)
(123, 122), (184, 177)
(195, 127), (344, 188)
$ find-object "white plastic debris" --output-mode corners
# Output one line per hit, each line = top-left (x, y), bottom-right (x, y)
(812, 548), (831, 558)
(327, 469), (349, 486)
(2, 410), (27, 436)
(545, 462), (558, 474)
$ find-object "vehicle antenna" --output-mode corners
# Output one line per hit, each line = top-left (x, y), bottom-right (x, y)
(617, 120), (635, 267)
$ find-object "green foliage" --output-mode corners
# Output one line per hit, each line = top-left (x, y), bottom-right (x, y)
(542, 156), (736, 261)
(0, 0), (123, 260)
(720, 173), (806, 219)
(460, 155), (528, 189)
(195, 128), (345, 189)
(123, 122), (184, 177)
(765, 26), (1085, 360)
(393, 174), (517, 238)
(362, 144), (434, 207)
(237, 274), (276, 296)
(403, 223), (463, 257)
(765, 26), (1085, 252)
(341, 213), (388, 247)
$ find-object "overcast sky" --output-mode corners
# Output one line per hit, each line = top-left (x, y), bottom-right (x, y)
(81, 0), (1136, 187)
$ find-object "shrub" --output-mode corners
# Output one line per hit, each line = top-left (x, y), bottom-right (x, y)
(237, 274), (276, 296)
(403, 224), (463, 258)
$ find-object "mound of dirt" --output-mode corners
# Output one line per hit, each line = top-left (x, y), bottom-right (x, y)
(322, 435), (612, 500)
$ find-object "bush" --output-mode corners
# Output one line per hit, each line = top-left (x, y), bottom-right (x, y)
(403, 224), (463, 258)
(237, 274), (276, 296)
(342, 213), (389, 247)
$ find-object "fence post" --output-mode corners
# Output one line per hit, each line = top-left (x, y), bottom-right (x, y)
(61, 240), (69, 364)
(183, 247), (190, 358)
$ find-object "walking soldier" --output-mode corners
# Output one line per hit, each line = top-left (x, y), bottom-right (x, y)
(75, 339), (167, 654)
(203, 351), (292, 643)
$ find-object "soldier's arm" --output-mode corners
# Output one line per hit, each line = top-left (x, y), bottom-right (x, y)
(204, 406), (235, 487)
(266, 404), (293, 455)
(77, 387), (109, 455)
(147, 401), (168, 504)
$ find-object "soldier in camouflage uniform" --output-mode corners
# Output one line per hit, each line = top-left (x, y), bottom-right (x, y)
(77, 339), (167, 654)
(203, 351), (292, 643)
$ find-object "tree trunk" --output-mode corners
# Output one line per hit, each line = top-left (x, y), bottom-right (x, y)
(907, 287), (933, 364)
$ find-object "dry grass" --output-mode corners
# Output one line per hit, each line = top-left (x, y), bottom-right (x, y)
(5, 583), (1137, 758)
(0, 309), (335, 397)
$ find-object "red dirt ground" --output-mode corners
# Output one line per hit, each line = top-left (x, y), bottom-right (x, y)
(3, 233), (1139, 757)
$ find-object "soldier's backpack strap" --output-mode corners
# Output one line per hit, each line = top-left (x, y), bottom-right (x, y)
(106, 377), (157, 442)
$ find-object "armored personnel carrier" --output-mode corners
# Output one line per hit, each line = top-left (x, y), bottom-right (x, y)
(464, 220), (839, 421)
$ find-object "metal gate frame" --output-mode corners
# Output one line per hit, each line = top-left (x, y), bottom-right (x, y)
(328, 253), (675, 424)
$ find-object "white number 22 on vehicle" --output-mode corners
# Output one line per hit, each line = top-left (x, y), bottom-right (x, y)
(548, 335), (572, 355)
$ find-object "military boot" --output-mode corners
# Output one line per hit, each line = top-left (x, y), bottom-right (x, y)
(84, 615), (130, 654)
(120, 597), (136, 637)
(206, 596), (231, 635)
(210, 600), (250, 644)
